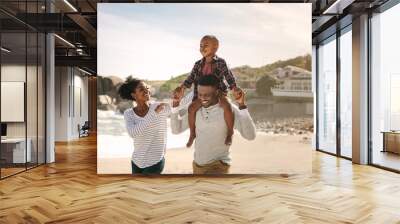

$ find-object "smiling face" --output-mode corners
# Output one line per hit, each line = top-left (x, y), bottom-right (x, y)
(131, 81), (150, 103)
(197, 85), (219, 108)
(200, 37), (218, 58)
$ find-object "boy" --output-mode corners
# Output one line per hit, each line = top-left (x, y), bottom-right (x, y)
(174, 35), (242, 147)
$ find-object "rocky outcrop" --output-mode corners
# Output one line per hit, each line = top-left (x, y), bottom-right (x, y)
(256, 117), (313, 135)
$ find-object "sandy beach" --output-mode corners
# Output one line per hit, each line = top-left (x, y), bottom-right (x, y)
(97, 132), (312, 174)
(97, 109), (312, 174)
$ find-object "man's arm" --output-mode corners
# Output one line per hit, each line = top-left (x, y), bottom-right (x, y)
(233, 106), (256, 140)
(232, 90), (256, 140)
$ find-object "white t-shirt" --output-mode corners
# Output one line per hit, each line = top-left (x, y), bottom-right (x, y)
(170, 101), (256, 166)
(123, 93), (192, 168)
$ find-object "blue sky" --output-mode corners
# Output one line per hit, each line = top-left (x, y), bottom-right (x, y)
(98, 3), (311, 80)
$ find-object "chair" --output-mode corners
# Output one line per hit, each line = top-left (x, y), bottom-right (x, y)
(79, 121), (90, 138)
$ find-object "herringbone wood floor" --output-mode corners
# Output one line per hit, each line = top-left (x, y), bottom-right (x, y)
(1, 135), (400, 224)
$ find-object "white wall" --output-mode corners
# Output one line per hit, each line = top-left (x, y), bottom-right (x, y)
(75, 71), (89, 138)
(1, 65), (33, 138)
(1, 82), (25, 122)
(1, 63), (46, 164)
(1, 65), (26, 131)
(55, 67), (89, 141)
(55, 66), (69, 141)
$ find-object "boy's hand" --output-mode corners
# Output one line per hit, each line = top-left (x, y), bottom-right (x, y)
(188, 99), (202, 113)
(235, 89), (246, 107)
(155, 103), (167, 114)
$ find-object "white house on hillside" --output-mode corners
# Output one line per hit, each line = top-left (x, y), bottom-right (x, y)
(271, 66), (312, 98)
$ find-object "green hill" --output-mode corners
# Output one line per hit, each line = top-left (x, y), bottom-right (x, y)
(159, 54), (311, 92)
(259, 54), (311, 73)
(159, 74), (187, 92)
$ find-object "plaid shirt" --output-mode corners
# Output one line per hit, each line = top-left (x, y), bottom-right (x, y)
(183, 55), (237, 99)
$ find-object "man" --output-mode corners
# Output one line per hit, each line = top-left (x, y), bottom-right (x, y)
(171, 75), (256, 174)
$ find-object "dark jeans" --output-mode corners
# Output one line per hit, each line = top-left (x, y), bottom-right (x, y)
(131, 158), (165, 174)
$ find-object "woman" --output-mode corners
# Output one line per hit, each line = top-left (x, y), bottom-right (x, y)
(118, 77), (171, 174)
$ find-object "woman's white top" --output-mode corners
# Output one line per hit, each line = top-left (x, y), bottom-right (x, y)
(123, 103), (171, 168)
(123, 93), (192, 168)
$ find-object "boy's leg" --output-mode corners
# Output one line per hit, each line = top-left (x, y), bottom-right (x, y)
(219, 94), (234, 145)
(187, 99), (202, 148)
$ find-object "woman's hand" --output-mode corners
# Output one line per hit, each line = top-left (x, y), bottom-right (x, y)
(171, 86), (185, 108)
(155, 103), (167, 114)
(173, 85), (185, 99)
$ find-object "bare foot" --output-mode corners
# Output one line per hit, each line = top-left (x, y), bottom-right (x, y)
(186, 134), (196, 148)
(225, 134), (233, 146)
